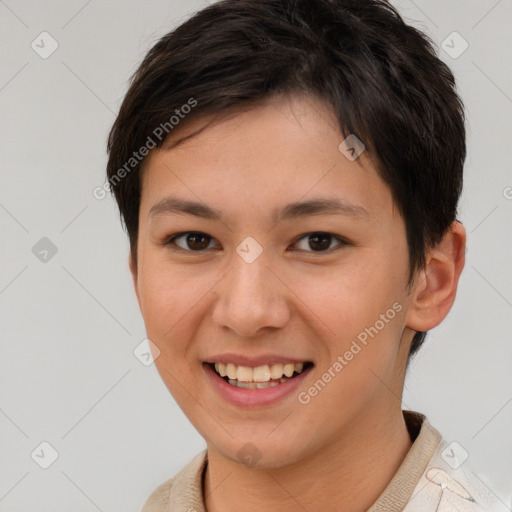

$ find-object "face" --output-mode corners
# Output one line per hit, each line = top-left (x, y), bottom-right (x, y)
(131, 93), (417, 468)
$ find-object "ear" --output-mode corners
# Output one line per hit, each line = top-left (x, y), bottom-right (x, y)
(405, 221), (466, 332)
(129, 252), (141, 309)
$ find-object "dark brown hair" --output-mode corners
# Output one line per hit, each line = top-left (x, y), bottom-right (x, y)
(106, 0), (466, 362)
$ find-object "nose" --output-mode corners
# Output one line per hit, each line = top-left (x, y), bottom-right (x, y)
(211, 250), (291, 337)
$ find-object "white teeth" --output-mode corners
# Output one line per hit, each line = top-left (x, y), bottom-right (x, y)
(283, 363), (295, 378)
(226, 363), (237, 380)
(253, 365), (271, 382)
(213, 362), (307, 383)
(233, 380), (252, 389)
(269, 364), (284, 379)
(236, 365), (253, 381)
(229, 379), (281, 389)
(215, 362), (227, 377)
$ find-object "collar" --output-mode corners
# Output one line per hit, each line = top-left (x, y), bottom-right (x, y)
(367, 410), (442, 511)
(142, 410), (442, 512)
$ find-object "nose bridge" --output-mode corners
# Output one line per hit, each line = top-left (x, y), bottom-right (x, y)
(212, 245), (289, 336)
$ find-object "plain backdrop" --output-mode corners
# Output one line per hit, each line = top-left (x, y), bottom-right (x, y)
(1, 0), (511, 510)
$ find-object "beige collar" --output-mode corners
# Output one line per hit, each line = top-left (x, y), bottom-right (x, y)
(142, 410), (442, 512)
(367, 410), (442, 511)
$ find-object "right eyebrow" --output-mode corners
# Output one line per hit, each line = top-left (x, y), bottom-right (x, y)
(149, 197), (223, 220)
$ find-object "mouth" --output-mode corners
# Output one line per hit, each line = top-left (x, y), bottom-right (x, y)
(205, 361), (314, 390)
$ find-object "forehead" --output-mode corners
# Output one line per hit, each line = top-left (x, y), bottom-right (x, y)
(139, 93), (395, 223)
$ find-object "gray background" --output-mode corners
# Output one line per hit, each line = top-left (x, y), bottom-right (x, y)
(1, 0), (511, 510)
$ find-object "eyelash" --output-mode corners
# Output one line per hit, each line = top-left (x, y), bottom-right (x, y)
(163, 231), (348, 255)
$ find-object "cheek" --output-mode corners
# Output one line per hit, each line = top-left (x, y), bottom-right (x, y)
(138, 267), (201, 388)
(299, 259), (401, 330)
(137, 263), (195, 341)
(139, 276), (173, 330)
(293, 257), (407, 383)
(136, 259), (219, 362)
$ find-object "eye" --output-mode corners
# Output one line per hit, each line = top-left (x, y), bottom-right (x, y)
(165, 231), (218, 252)
(164, 231), (346, 254)
(292, 232), (346, 253)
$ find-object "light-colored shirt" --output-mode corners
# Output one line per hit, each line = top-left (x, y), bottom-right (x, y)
(141, 410), (508, 511)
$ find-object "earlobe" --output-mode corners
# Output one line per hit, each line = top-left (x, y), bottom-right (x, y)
(406, 221), (466, 332)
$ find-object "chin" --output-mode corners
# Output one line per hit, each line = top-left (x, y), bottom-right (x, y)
(210, 436), (307, 470)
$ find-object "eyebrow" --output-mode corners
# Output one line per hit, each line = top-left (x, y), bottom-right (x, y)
(149, 196), (369, 222)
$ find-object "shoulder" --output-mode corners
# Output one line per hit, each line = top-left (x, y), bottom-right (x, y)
(404, 438), (509, 512)
(139, 449), (208, 512)
(140, 476), (175, 512)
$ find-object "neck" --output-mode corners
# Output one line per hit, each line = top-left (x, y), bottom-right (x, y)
(203, 407), (413, 512)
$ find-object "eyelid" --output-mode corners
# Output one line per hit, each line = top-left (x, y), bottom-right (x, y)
(165, 231), (219, 252)
(164, 231), (348, 254)
(291, 232), (347, 253)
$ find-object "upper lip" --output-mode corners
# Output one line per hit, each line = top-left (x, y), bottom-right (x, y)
(203, 353), (312, 367)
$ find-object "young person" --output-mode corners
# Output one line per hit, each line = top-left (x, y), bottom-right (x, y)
(106, 1), (506, 510)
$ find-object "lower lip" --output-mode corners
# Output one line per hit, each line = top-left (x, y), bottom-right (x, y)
(202, 363), (313, 408)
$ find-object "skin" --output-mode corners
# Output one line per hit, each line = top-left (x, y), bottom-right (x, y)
(130, 93), (466, 512)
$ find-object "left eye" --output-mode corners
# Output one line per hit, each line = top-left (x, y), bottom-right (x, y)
(165, 231), (346, 253)
(292, 232), (345, 252)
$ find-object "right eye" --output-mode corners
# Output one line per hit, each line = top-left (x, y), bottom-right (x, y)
(165, 231), (219, 252)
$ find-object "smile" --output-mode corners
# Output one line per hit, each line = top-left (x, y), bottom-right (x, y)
(208, 361), (313, 389)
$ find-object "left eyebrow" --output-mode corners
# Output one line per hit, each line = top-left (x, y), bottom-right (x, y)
(277, 197), (369, 222)
(148, 196), (369, 222)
